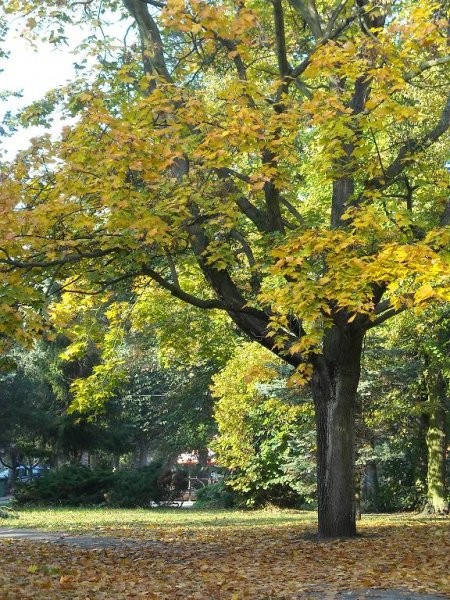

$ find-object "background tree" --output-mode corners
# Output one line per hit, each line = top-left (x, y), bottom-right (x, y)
(356, 309), (450, 514)
(212, 341), (316, 507)
(389, 310), (450, 514)
(48, 288), (231, 465)
(357, 330), (428, 512)
(0, 348), (55, 490)
(1, 0), (449, 536)
(0, 341), (121, 477)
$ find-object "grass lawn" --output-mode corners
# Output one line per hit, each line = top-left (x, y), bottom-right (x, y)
(0, 507), (449, 599)
(0, 505), (317, 535)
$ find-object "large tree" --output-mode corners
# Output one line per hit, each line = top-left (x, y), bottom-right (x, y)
(1, 0), (449, 536)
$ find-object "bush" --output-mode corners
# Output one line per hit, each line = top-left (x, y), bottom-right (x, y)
(107, 464), (164, 507)
(374, 482), (423, 512)
(0, 507), (16, 519)
(374, 454), (426, 512)
(13, 465), (113, 506)
(13, 464), (189, 507)
(212, 345), (316, 509)
(156, 468), (189, 503)
(195, 482), (237, 508)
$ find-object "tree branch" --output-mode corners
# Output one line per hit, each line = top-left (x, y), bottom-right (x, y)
(279, 5), (366, 101)
(404, 56), (450, 83)
(139, 0), (166, 8)
(229, 229), (256, 268)
(361, 93), (450, 198)
(0, 457), (12, 470)
(0, 247), (122, 270)
(280, 197), (305, 225)
(440, 200), (450, 226)
(246, 145), (285, 235)
(59, 271), (142, 295)
(367, 305), (406, 328)
(273, 0), (291, 81)
(216, 36), (248, 81)
(215, 167), (251, 184)
(140, 265), (229, 310)
(287, 0), (323, 39)
(123, 0), (172, 83)
(214, 169), (271, 233)
(324, 0), (349, 37)
(369, 293), (416, 328)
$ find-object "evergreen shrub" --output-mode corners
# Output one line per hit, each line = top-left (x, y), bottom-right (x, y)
(13, 465), (113, 506)
(13, 463), (189, 507)
(106, 464), (164, 507)
(195, 481), (237, 508)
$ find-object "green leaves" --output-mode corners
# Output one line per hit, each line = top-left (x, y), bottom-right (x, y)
(211, 342), (313, 505)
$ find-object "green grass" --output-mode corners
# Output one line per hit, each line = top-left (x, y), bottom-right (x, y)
(1, 505), (435, 538)
(0, 506), (318, 534)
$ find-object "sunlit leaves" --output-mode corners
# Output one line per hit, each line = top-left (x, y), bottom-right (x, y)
(48, 270), (238, 412)
(0, 0), (448, 393)
(211, 341), (315, 502)
(263, 205), (450, 357)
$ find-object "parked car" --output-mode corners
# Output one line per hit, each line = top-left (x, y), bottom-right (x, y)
(16, 464), (49, 482)
(31, 466), (48, 478)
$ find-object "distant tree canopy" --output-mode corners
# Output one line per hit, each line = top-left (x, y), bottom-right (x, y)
(0, 0), (449, 536)
(0, 331), (220, 476)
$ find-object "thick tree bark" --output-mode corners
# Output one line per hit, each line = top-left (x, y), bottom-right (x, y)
(311, 325), (364, 537)
(423, 372), (448, 514)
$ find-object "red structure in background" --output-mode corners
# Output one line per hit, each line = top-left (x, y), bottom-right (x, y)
(176, 450), (219, 500)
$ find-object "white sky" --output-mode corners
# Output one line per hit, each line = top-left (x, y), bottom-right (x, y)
(1, 14), (131, 161)
(0, 30), (80, 159)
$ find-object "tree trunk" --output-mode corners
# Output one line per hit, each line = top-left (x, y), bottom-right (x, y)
(7, 445), (20, 494)
(354, 482), (361, 521)
(138, 441), (151, 467)
(80, 450), (90, 467)
(362, 460), (379, 511)
(311, 325), (364, 538)
(424, 372), (448, 514)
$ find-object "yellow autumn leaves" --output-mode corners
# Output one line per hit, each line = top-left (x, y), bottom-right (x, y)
(0, 510), (449, 599)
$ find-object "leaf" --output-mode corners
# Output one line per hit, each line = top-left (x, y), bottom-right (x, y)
(1, 509), (449, 598)
(415, 284), (435, 304)
(27, 565), (39, 574)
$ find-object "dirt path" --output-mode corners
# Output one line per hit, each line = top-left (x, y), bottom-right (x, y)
(0, 527), (168, 550)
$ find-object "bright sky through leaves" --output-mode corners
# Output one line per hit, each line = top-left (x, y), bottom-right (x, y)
(0, 28), (78, 158)
(0, 14), (131, 159)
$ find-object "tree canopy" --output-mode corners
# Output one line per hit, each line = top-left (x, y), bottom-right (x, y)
(0, 0), (449, 536)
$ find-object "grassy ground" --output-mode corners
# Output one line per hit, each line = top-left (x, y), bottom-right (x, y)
(0, 507), (449, 599)
(0, 505), (317, 535)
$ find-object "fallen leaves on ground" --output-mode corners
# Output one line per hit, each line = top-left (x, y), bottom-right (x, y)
(0, 513), (448, 599)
